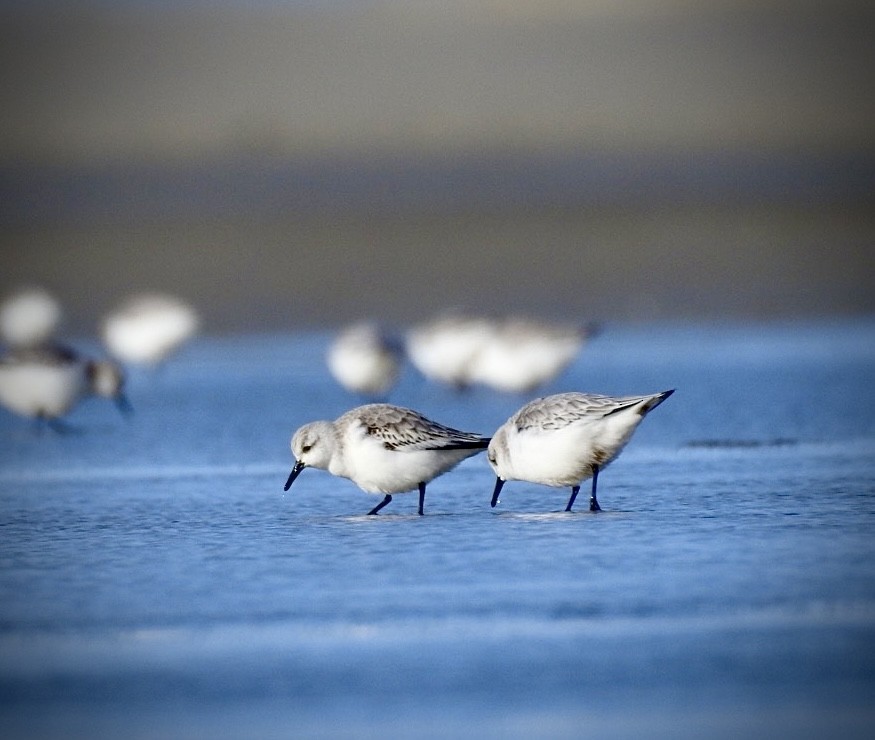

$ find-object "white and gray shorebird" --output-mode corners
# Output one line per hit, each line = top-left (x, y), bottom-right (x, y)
(406, 313), (598, 393)
(102, 293), (199, 366)
(469, 317), (598, 393)
(405, 313), (497, 390)
(284, 403), (491, 515)
(326, 322), (403, 398)
(487, 390), (674, 512)
(0, 344), (131, 431)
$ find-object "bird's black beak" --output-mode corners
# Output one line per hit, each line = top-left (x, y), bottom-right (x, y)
(284, 460), (306, 491)
(115, 393), (134, 418)
(491, 477), (505, 508)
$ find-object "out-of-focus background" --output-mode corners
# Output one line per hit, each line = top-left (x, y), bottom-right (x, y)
(2, 7), (875, 737)
(1, 0), (873, 332)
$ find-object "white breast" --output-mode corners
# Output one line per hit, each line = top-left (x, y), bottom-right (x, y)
(0, 361), (87, 418)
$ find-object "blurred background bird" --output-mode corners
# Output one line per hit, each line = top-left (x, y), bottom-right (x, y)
(102, 293), (199, 367)
(0, 287), (63, 350)
(405, 312), (597, 393)
(0, 286), (130, 430)
(0, 343), (130, 431)
(468, 317), (599, 393)
(405, 313), (497, 391)
(326, 321), (403, 399)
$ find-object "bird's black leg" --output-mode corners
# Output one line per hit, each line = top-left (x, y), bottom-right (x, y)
(491, 477), (505, 508)
(565, 485), (580, 512)
(44, 416), (77, 435)
(589, 465), (602, 512)
(47, 419), (69, 435)
(418, 482), (426, 516)
(367, 494), (392, 516)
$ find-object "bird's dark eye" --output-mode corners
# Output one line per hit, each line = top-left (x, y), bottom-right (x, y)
(487, 451), (496, 464)
(302, 444), (312, 453)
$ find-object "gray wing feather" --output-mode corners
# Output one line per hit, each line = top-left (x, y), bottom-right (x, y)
(513, 392), (662, 431)
(346, 404), (489, 451)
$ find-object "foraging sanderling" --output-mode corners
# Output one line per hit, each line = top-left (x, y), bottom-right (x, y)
(405, 313), (497, 390)
(469, 318), (598, 393)
(102, 293), (199, 366)
(284, 403), (490, 515)
(487, 390), (674, 512)
(0, 287), (63, 348)
(326, 322), (402, 398)
(0, 344), (131, 429)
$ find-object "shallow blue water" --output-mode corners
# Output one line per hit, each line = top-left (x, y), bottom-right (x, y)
(1, 320), (874, 739)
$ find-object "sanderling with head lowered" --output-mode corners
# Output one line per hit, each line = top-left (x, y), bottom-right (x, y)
(284, 403), (490, 515)
(487, 390), (674, 512)
(102, 293), (199, 366)
(326, 322), (402, 398)
(0, 344), (131, 430)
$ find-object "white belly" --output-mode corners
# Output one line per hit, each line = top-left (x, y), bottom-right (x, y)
(337, 438), (479, 494)
(507, 414), (642, 487)
(0, 362), (86, 418)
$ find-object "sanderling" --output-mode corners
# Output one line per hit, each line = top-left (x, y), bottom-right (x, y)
(326, 322), (402, 398)
(0, 344), (131, 430)
(0, 287), (63, 348)
(487, 390), (674, 512)
(102, 293), (199, 366)
(406, 313), (497, 389)
(284, 403), (490, 515)
(469, 318), (598, 393)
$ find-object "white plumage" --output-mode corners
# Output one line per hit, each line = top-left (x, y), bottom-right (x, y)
(0, 345), (129, 428)
(0, 287), (63, 348)
(405, 314), (496, 389)
(488, 390), (674, 511)
(406, 313), (596, 392)
(326, 322), (402, 397)
(469, 318), (596, 393)
(284, 403), (490, 515)
(102, 294), (198, 366)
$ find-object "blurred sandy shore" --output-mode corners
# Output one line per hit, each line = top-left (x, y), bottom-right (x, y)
(2, 166), (872, 330)
(1, 1), (872, 330)
(1, 1), (872, 161)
